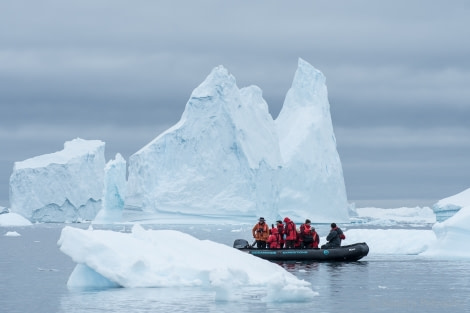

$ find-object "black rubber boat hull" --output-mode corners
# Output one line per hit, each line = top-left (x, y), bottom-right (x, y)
(235, 242), (369, 262)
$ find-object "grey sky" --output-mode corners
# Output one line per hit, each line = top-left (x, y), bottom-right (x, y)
(1, 0), (469, 208)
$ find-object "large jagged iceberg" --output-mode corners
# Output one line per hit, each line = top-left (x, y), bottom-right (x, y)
(126, 66), (282, 222)
(8, 59), (350, 224)
(275, 59), (349, 222)
(127, 59), (348, 223)
(9, 138), (105, 222)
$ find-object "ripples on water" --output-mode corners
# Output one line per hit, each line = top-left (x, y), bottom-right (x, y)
(1, 224), (469, 313)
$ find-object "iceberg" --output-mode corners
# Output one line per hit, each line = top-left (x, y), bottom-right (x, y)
(422, 189), (470, 258)
(422, 205), (470, 258)
(57, 225), (317, 302)
(431, 188), (470, 222)
(93, 153), (127, 224)
(4, 231), (22, 237)
(8, 59), (349, 224)
(127, 59), (348, 223)
(9, 138), (105, 223)
(0, 211), (32, 226)
(275, 59), (349, 222)
(126, 65), (282, 222)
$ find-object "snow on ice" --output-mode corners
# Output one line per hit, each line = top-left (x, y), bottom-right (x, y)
(9, 138), (105, 223)
(58, 224), (317, 302)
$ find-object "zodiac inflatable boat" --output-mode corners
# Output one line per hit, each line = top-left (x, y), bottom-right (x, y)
(233, 239), (369, 262)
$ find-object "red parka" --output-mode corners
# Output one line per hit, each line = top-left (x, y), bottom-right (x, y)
(267, 228), (281, 249)
(283, 217), (297, 241)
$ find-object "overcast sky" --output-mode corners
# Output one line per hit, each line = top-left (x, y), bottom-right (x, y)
(1, 0), (469, 208)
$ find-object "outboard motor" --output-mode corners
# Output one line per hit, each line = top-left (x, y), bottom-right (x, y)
(233, 239), (250, 249)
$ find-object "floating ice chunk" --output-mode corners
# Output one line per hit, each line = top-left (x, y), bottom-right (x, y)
(58, 224), (317, 301)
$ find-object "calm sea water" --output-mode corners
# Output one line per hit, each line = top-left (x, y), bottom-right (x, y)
(1, 224), (469, 313)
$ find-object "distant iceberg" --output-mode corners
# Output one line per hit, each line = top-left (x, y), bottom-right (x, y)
(422, 188), (470, 258)
(432, 188), (470, 222)
(9, 138), (105, 223)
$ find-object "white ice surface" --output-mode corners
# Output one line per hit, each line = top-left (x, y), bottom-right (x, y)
(342, 229), (436, 255)
(422, 205), (470, 259)
(351, 206), (436, 225)
(0, 212), (32, 226)
(4, 230), (21, 237)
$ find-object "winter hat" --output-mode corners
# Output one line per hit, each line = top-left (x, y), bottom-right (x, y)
(305, 219), (311, 224)
(259, 217), (265, 222)
(283, 217), (290, 223)
(276, 220), (282, 224)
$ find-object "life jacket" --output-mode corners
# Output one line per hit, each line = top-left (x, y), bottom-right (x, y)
(252, 222), (269, 241)
(300, 224), (314, 242)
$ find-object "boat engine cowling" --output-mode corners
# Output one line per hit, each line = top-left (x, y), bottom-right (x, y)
(233, 239), (250, 249)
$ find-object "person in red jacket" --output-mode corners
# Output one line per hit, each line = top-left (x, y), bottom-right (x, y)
(267, 227), (281, 249)
(299, 219), (320, 249)
(275, 220), (285, 248)
(294, 229), (302, 249)
(283, 217), (296, 249)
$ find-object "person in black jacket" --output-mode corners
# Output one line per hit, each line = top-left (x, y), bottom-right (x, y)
(321, 223), (345, 249)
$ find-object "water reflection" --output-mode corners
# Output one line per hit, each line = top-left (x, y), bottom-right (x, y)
(58, 285), (304, 313)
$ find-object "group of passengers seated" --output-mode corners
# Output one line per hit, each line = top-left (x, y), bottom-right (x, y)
(252, 217), (345, 249)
